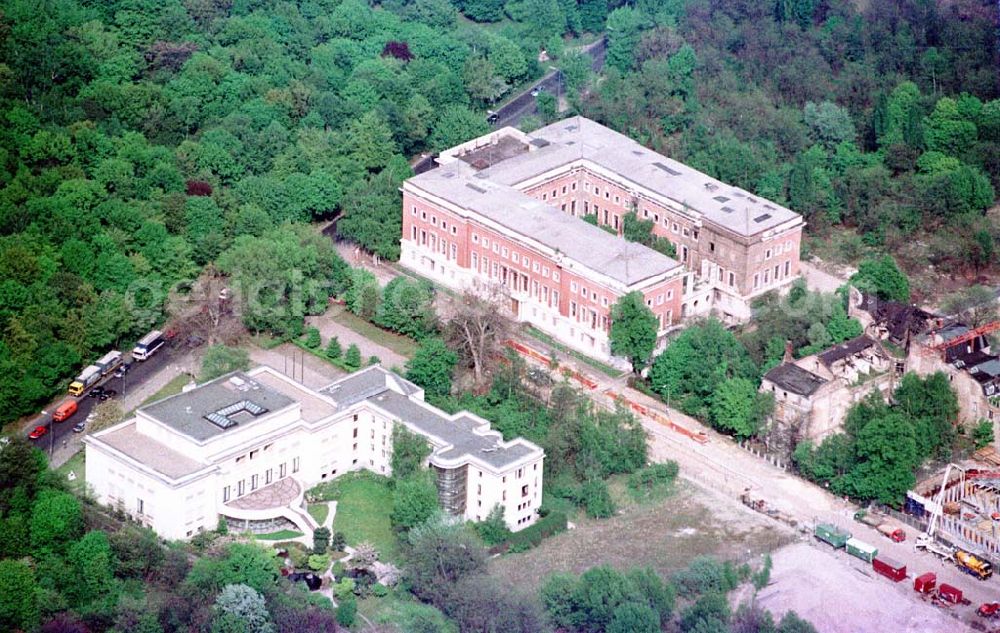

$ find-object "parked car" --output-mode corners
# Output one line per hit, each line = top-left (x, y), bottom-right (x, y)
(88, 386), (105, 398)
(28, 425), (48, 439)
(530, 87), (541, 96)
(486, 110), (499, 124)
(286, 572), (322, 591)
(72, 421), (86, 433)
(114, 361), (131, 378)
(99, 389), (118, 401)
(978, 602), (1000, 618)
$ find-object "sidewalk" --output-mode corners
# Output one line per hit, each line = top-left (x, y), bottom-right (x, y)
(250, 344), (344, 390)
(305, 312), (409, 372)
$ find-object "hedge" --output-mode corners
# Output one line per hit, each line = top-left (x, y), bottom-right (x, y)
(491, 511), (568, 554)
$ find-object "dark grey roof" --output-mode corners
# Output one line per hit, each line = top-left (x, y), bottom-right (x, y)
(321, 366), (540, 470)
(320, 366), (421, 408)
(371, 392), (536, 469)
(818, 335), (876, 366)
(763, 364), (827, 396)
(141, 372), (295, 442)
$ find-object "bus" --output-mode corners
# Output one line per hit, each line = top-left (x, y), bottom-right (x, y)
(132, 330), (165, 361)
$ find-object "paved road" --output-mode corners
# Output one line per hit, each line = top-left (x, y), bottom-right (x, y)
(29, 343), (180, 458)
(408, 35), (608, 177)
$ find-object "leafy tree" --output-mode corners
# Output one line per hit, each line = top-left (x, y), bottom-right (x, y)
(607, 602), (659, 633)
(187, 543), (280, 594)
(925, 97), (977, 156)
(605, 7), (645, 73)
(337, 158), (411, 261)
(376, 277), (437, 339)
(391, 476), (440, 531)
(649, 319), (757, 419)
(406, 337), (459, 401)
(680, 592), (730, 631)
(709, 377), (771, 439)
(460, 0), (505, 21)
(391, 424), (433, 481)
(0, 559), (38, 633)
(673, 556), (740, 598)
(429, 105), (489, 151)
(610, 291), (659, 374)
(850, 255), (910, 302)
(30, 489), (84, 556)
(212, 584), (274, 633)
(200, 345), (251, 381)
(344, 344), (362, 370)
(893, 372), (959, 458)
(67, 530), (116, 607)
(803, 101), (856, 149)
(839, 412), (919, 504)
(475, 505), (512, 546)
(974, 420), (994, 450)
(405, 515), (487, 605)
(346, 269), (381, 320)
(343, 112), (398, 173)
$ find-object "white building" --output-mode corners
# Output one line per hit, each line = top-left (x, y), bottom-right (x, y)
(84, 365), (544, 540)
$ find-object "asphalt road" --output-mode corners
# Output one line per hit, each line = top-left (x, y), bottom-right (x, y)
(30, 344), (177, 455)
(409, 35), (609, 176)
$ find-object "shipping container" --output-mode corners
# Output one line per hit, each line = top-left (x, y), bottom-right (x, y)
(913, 572), (936, 594)
(814, 523), (851, 549)
(873, 556), (906, 582)
(69, 365), (102, 396)
(96, 350), (123, 375)
(845, 538), (878, 563)
(133, 330), (165, 361)
(939, 583), (963, 604)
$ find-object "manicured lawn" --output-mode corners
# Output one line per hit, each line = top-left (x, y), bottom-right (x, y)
(140, 373), (192, 408)
(328, 304), (419, 359)
(55, 449), (86, 494)
(255, 530), (304, 541)
(308, 502), (330, 526)
(310, 472), (399, 561)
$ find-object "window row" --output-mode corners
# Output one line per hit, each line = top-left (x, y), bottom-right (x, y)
(223, 458), (299, 502)
(411, 206), (459, 235)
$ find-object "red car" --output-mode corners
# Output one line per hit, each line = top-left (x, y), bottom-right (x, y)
(978, 602), (1000, 618)
(28, 425), (48, 439)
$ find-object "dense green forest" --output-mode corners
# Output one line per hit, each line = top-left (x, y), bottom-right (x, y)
(577, 0), (1000, 285)
(0, 0), (609, 425)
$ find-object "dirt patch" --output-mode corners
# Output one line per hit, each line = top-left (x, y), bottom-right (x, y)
(758, 543), (971, 633)
(489, 479), (794, 594)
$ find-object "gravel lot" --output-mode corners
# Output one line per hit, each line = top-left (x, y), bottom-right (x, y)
(758, 543), (973, 633)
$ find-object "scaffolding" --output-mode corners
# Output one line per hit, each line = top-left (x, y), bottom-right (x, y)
(433, 464), (468, 516)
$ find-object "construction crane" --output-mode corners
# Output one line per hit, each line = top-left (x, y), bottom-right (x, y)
(915, 464), (964, 559)
(922, 321), (1000, 358)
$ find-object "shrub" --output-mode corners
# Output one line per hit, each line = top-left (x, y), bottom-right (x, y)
(371, 583), (390, 597)
(581, 479), (615, 518)
(475, 505), (512, 546)
(336, 594), (357, 627)
(325, 337), (342, 359)
(333, 578), (355, 600)
(308, 554), (331, 572)
(288, 547), (309, 570)
(368, 355), (381, 366)
(627, 462), (679, 500)
(345, 344), (362, 369)
(216, 516), (229, 535)
(312, 527), (330, 555)
(673, 557), (740, 598)
(500, 511), (567, 552)
(304, 327), (321, 349)
(330, 531), (347, 552)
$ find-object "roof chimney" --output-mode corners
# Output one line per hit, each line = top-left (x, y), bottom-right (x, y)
(783, 340), (794, 363)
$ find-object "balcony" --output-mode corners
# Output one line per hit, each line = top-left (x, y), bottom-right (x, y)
(222, 477), (318, 535)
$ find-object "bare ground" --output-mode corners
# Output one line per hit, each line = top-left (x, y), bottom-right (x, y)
(758, 543), (972, 633)
(489, 479), (794, 594)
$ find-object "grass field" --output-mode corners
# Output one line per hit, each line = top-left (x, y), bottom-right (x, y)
(328, 304), (419, 359)
(55, 449), (86, 495)
(308, 502), (330, 526)
(310, 472), (399, 561)
(489, 479), (793, 594)
(255, 530), (304, 541)
(139, 373), (192, 408)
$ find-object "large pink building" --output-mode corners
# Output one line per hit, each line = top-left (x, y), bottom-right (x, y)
(401, 117), (804, 363)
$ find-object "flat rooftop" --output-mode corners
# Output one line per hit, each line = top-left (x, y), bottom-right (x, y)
(409, 162), (682, 287)
(98, 421), (207, 479)
(321, 366), (540, 470)
(141, 372), (296, 442)
(764, 363), (828, 397)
